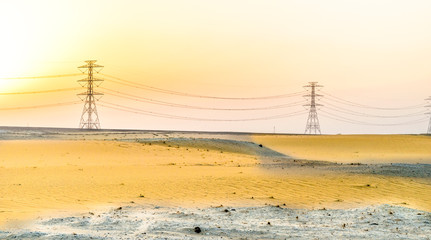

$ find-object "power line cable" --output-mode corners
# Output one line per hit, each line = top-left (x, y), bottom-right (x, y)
(99, 73), (305, 100)
(0, 73), (83, 79)
(100, 87), (307, 111)
(321, 91), (425, 110)
(99, 101), (308, 121)
(0, 87), (81, 95)
(320, 110), (428, 126)
(0, 101), (81, 111)
(320, 100), (427, 118)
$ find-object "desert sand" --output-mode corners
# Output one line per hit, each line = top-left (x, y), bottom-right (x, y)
(0, 127), (430, 239)
(253, 134), (431, 164)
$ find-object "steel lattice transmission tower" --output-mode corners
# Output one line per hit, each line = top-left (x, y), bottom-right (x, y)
(426, 96), (431, 134)
(304, 82), (323, 134)
(77, 60), (104, 129)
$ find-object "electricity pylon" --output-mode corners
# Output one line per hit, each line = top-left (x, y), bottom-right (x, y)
(77, 60), (104, 129)
(426, 96), (431, 134)
(304, 82), (323, 134)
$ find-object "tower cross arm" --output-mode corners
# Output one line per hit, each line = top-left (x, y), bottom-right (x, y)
(303, 103), (324, 107)
(77, 92), (104, 96)
(77, 77), (104, 82)
(303, 94), (324, 97)
(79, 64), (103, 68)
(303, 84), (324, 88)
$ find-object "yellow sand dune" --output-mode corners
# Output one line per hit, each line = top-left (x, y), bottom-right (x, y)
(1, 138), (430, 228)
(253, 134), (431, 164)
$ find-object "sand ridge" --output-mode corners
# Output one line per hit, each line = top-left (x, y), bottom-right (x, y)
(253, 134), (431, 164)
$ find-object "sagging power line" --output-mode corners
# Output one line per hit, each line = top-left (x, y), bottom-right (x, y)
(0, 101), (80, 111)
(99, 73), (305, 100)
(100, 86), (307, 111)
(0, 73), (83, 79)
(321, 91), (425, 110)
(98, 100), (308, 122)
(321, 101), (427, 118)
(0, 87), (81, 95)
(319, 110), (429, 126)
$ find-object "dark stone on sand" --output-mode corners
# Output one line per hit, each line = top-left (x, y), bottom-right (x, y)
(370, 223), (379, 225)
(194, 227), (202, 233)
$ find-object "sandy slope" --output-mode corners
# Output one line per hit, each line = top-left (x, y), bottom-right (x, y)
(0, 133), (431, 230)
(253, 134), (431, 164)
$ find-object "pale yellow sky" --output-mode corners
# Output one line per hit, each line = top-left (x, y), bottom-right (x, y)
(0, 0), (430, 133)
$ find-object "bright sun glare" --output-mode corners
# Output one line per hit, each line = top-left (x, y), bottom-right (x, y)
(0, 3), (42, 91)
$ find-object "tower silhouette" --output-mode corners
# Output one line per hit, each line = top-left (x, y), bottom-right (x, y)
(304, 82), (323, 134)
(77, 60), (104, 129)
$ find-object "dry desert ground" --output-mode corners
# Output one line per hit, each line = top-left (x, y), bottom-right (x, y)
(0, 127), (430, 239)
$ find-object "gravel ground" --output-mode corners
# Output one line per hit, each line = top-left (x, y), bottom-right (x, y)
(1, 204), (430, 240)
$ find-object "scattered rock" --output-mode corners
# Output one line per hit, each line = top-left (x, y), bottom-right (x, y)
(194, 227), (201, 233)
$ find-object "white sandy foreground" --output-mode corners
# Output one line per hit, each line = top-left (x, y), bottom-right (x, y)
(0, 204), (430, 239)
